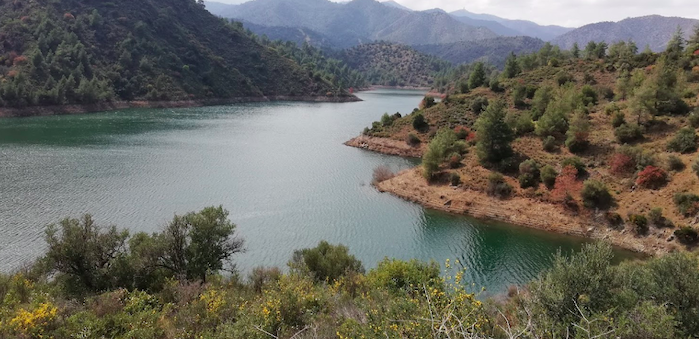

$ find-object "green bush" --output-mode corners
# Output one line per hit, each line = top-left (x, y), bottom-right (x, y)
(614, 123), (643, 143)
(290, 241), (364, 283)
(628, 214), (648, 234)
(605, 212), (623, 228)
(612, 111), (626, 128)
(486, 173), (513, 199)
(422, 129), (460, 179)
(688, 110), (699, 128)
(449, 172), (461, 186)
(470, 96), (489, 114)
(667, 154), (685, 171)
(667, 127), (698, 153)
(412, 113), (428, 132)
(693, 157), (699, 177)
(675, 226), (699, 244)
(540, 165), (558, 188)
(367, 258), (441, 294)
(448, 152), (462, 169)
(581, 180), (613, 209)
(518, 159), (540, 188)
(674, 192), (699, 216)
(406, 133), (420, 146)
(581, 85), (598, 106)
(542, 135), (557, 152)
(556, 71), (574, 85)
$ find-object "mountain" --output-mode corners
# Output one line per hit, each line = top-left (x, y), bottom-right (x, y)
(414, 36), (546, 67)
(450, 14), (522, 37)
(239, 21), (346, 49)
(450, 10), (573, 41)
(552, 15), (699, 52)
(336, 42), (452, 87)
(207, 0), (498, 46)
(381, 0), (411, 11)
(0, 0), (349, 110)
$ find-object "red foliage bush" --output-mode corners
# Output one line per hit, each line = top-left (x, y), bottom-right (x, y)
(552, 165), (583, 201)
(694, 50), (699, 56)
(7, 70), (19, 77)
(12, 55), (27, 66)
(610, 153), (635, 176)
(454, 126), (476, 141)
(635, 166), (667, 189)
(20, 16), (30, 22)
(63, 12), (75, 20)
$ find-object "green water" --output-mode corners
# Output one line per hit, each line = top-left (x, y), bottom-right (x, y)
(0, 89), (629, 293)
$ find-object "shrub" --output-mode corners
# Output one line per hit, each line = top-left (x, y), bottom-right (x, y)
(688, 111), (699, 128)
(486, 173), (513, 199)
(556, 71), (573, 85)
(667, 154), (685, 171)
(667, 127), (698, 153)
(421, 96), (436, 109)
(647, 207), (672, 228)
(518, 159), (540, 188)
(449, 172), (461, 186)
(512, 112), (535, 135)
(367, 258), (441, 294)
(614, 123), (643, 143)
(513, 85), (527, 108)
(561, 157), (586, 177)
(448, 152), (461, 168)
(611, 111), (626, 128)
(674, 226), (699, 244)
(412, 113), (428, 132)
(540, 165), (558, 188)
(674, 193), (699, 216)
(290, 241), (364, 283)
(372, 166), (394, 184)
(489, 78), (504, 92)
(406, 133), (420, 146)
(552, 165), (583, 201)
(605, 212), (623, 227)
(542, 135), (557, 152)
(605, 102), (621, 116)
(610, 153), (635, 175)
(635, 166), (668, 189)
(581, 85), (598, 106)
(581, 180), (613, 209)
(380, 113), (394, 127)
(628, 214), (648, 235)
(470, 96), (489, 114)
(249, 267), (282, 293)
(422, 129), (460, 179)
(694, 158), (699, 177)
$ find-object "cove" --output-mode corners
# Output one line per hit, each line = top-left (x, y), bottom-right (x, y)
(0, 89), (633, 293)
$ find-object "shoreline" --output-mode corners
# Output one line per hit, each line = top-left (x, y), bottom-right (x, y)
(0, 95), (361, 118)
(347, 135), (678, 256)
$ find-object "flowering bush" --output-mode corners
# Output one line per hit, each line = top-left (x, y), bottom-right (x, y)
(635, 166), (667, 189)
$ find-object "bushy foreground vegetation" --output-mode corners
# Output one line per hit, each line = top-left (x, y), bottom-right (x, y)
(1, 208), (699, 338)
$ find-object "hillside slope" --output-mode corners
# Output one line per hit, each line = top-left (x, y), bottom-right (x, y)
(337, 42), (451, 87)
(450, 9), (573, 41)
(553, 15), (699, 51)
(414, 36), (546, 67)
(0, 0), (348, 111)
(208, 0), (497, 46)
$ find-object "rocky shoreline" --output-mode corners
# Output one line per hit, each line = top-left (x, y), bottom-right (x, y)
(0, 95), (361, 118)
(348, 135), (680, 256)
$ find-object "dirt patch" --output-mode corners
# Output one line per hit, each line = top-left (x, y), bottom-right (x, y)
(345, 135), (425, 158)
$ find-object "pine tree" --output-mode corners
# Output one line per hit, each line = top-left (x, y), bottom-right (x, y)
(475, 100), (514, 164)
(503, 53), (521, 79)
(571, 42), (580, 58)
(468, 62), (486, 89)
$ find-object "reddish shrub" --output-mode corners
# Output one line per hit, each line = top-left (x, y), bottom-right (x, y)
(20, 16), (30, 22)
(7, 70), (19, 77)
(610, 153), (635, 176)
(635, 166), (667, 189)
(694, 50), (699, 56)
(372, 166), (394, 184)
(552, 165), (583, 201)
(63, 12), (75, 20)
(454, 126), (476, 141)
(12, 55), (27, 66)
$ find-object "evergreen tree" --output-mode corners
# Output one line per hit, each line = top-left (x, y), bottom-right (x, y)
(468, 62), (486, 89)
(503, 52), (521, 79)
(571, 42), (580, 58)
(475, 100), (514, 164)
(666, 26), (685, 57)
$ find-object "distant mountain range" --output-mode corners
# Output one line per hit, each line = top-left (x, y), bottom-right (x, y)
(413, 36), (546, 67)
(449, 10), (573, 41)
(208, 0), (496, 46)
(552, 15), (699, 52)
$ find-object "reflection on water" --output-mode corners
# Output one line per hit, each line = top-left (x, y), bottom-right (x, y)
(0, 89), (634, 293)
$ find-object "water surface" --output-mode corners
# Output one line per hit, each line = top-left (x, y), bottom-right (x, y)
(0, 90), (625, 293)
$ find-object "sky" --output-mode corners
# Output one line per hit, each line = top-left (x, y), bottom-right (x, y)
(212, 0), (699, 27)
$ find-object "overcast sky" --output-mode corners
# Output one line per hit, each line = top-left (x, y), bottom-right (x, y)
(212, 0), (699, 27)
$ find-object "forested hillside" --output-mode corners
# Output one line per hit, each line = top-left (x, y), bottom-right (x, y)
(0, 0), (350, 110)
(553, 15), (699, 52)
(337, 42), (451, 87)
(414, 36), (546, 68)
(357, 29), (699, 252)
